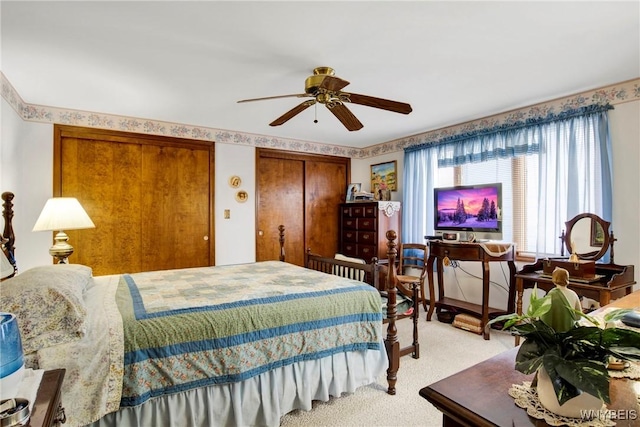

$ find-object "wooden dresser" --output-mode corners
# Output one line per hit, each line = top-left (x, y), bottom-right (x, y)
(339, 201), (401, 262)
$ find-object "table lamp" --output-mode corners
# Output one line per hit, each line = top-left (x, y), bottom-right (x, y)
(32, 197), (95, 264)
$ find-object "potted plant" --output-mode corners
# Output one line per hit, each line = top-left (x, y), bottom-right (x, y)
(489, 270), (640, 418)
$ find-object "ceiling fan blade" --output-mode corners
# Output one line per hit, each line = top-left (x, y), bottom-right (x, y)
(237, 93), (309, 103)
(319, 75), (350, 92)
(269, 101), (315, 126)
(343, 92), (413, 114)
(327, 103), (363, 131)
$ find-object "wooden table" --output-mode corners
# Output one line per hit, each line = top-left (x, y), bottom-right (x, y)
(426, 240), (516, 339)
(420, 291), (640, 427)
(27, 369), (65, 427)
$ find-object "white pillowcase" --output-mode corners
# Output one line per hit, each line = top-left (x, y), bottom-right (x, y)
(334, 253), (366, 281)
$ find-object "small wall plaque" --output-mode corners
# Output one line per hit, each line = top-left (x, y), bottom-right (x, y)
(235, 190), (248, 203)
(229, 176), (242, 188)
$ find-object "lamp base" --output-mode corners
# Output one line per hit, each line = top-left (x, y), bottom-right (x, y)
(49, 231), (74, 264)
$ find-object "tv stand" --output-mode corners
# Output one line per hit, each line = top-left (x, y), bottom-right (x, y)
(426, 241), (516, 340)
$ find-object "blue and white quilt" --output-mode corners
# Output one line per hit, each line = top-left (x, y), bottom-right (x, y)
(116, 261), (383, 406)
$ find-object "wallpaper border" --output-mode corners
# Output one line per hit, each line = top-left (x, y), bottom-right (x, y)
(2, 72), (638, 159)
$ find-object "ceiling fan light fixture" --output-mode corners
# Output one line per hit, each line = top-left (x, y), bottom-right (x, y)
(238, 66), (412, 131)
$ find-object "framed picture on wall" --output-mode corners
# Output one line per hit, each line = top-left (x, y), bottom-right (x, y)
(346, 183), (361, 202)
(370, 161), (397, 198)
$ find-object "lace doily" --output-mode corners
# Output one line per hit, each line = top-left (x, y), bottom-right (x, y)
(478, 241), (514, 257)
(377, 201), (400, 217)
(609, 361), (640, 379)
(509, 382), (615, 427)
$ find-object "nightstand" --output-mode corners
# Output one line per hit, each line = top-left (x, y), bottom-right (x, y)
(27, 369), (66, 427)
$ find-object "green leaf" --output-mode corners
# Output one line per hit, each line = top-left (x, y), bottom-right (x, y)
(486, 313), (521, 330)
(515, 340), (545, 374)
(604, 308), (637, 323)
(608, 346), (640, 361)
(527, 292), (552, 318)
(600, 327), (640, 349)
(541, 355), (581, 404)
(555, 360), (610, 404)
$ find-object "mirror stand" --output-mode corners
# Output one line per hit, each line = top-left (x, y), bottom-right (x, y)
(608, 230), (617, 264)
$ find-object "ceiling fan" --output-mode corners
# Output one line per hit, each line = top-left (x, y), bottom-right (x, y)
(237, 67), (412, 131)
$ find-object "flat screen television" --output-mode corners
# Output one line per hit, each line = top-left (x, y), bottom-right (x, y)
(434, 183), (503, 241)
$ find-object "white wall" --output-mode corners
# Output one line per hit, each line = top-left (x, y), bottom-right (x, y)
(214, 143), (256, 265)
(2, 96), (639, 308)
(608, 101), (640, 277)
(1, 97), (55, 270)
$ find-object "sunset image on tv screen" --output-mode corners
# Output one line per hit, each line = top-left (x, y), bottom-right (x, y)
(436, 186), (500, 230)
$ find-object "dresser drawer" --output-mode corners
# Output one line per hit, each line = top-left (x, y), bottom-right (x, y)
(349, 205), (365, 217)
(341, 205), (352, 217)
(343, 218), (358, 230)
(342, 230), (358, 243)
(357, 245), (377, 262)
(357, 217), (376, 230)
(341, 243), (358, 258)
(363, 205), (378, 218)
(357, 230), (376, 245)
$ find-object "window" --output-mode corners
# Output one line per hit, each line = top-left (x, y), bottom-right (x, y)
(402, 105), (613, 261)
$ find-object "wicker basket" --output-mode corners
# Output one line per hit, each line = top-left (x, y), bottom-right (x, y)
(452, 313), (483, 335)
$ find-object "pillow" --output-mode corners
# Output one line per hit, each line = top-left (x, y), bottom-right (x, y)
(334, 253), (366, 281)
(334, 253), (366, 264)
(0, 264), (92, 354)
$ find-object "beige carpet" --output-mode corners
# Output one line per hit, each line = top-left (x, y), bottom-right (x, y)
(280, 313), (515, 427)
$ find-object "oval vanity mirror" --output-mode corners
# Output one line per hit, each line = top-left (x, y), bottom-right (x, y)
(563, 213), (611, 261)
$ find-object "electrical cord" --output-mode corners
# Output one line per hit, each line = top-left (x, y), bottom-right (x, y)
(446, 260), (510, 294)
(448, 261), (468, 301)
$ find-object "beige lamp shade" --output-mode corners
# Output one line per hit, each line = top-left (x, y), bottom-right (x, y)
(32, 197), (95, 264)
(32, 197), (95, 232)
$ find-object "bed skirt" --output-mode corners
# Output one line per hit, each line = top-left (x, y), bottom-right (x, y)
(89, 344), (387, 427)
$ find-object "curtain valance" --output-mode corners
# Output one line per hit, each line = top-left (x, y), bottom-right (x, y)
(405, 104), (613, 168)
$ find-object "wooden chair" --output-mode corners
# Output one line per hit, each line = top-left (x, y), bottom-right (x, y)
(305, 249), (419, 360)
(396, 243), (428, 314)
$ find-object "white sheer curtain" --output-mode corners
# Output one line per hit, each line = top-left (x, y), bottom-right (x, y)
(402, 147), (437, 243)
(402, 105), (613, 257)
(534, 109), (613, 258)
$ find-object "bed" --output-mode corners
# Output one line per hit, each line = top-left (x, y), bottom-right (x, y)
(0, 193), (403, 427)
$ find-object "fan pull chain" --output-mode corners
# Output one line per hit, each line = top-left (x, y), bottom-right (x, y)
(314, 102), (318, 123)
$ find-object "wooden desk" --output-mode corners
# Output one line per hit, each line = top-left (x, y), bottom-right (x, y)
(515, 260), (636, 321)
(426, 241), (517, 340)
(420, 291), (640, 426)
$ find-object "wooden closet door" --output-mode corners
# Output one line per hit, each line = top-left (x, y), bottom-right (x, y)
(60, 137), (144, 274)
(55, 125), (214, 276)
(256, 149), (349, 266)
(305, 160), (347, 257)
(140, 145), (211, 272)
(256, 156), (305, 266)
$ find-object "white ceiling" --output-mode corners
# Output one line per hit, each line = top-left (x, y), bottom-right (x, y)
(2, 1), (639, 148)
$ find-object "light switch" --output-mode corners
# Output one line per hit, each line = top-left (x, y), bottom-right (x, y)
(224, 209), (230, 219)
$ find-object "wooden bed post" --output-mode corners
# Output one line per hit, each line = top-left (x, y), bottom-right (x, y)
(384, 230), (400, 395)
(2, 191), (17, 277)
(278, 225), (285, 262)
